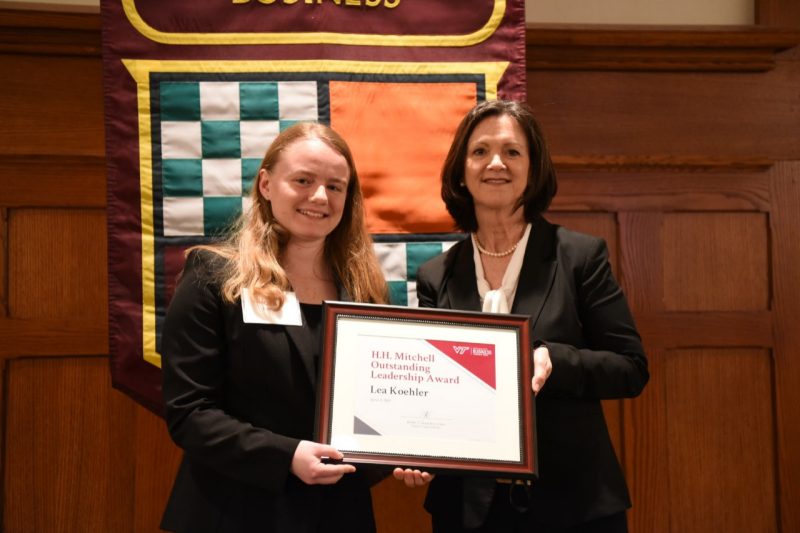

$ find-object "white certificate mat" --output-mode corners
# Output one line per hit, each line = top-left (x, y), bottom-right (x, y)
(316, 302), (536, 478)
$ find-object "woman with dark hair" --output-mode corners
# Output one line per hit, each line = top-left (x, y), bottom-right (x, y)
(395, 100), (649, 532)
(160, 123), (387, 532)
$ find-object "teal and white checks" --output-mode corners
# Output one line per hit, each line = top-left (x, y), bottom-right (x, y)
(374, 238), (460, 306)
(158, 80), (319, 237)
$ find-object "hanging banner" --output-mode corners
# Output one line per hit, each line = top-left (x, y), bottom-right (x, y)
(101, 0), (527, 413)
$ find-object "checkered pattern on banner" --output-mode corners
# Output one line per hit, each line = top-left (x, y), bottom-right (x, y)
(373, 239), (461, 306)
(153, 77), (465, 308)
(159, 80), (319, 237)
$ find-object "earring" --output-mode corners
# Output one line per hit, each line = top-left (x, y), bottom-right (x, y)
(459, 181), (466, 187)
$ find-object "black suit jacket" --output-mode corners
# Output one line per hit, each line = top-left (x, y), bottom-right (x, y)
(159, 251), (375, 533)
(416, 217), (649, 529)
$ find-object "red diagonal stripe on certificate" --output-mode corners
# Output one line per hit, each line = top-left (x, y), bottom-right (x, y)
(425, 340), (496, 389)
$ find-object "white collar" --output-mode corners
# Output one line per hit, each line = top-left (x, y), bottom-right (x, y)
(241, 289), (303, 326)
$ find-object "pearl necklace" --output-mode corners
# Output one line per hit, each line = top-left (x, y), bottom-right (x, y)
(473, 234), (522, 258)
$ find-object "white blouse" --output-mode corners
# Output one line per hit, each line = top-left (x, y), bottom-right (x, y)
(471, 223), (532, 313)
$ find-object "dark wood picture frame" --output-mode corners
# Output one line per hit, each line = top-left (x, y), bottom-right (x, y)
(316, 301), (536, 478)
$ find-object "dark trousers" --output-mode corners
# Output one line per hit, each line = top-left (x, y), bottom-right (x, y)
(431, 484), (628, 533)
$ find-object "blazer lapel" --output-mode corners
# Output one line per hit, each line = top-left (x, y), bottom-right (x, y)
(285, 322), (317, 386)
(511, 217), (557, 331)
(285, 284), (353, 387)
(446, 239), (482, 311)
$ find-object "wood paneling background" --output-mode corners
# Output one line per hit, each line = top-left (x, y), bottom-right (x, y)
(1, 4), (798, 532)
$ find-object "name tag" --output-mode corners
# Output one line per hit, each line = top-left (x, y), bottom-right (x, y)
(241, 288), (303, 326)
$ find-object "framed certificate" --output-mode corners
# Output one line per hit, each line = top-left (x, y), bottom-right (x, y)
(315, 301), (536, 479)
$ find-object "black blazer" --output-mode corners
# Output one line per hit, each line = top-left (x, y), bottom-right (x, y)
(159, 251), (375, 533)
(417, 217), (649, 529)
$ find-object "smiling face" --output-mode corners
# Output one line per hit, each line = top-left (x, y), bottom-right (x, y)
(258, 136), (350, 246)
(463, 113), (531, 221)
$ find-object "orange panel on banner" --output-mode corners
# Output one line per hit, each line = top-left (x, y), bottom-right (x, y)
(330, 81), (476, 234)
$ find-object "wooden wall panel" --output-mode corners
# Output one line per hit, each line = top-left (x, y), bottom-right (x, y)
(0, 54), (104, 157)
(666, 348), (777, 532)
(132, 405), (182, 533)
(769, 162), (800, 533)
(1, 207), (7, 316)
(624, 347), (669, 533)
(618, 212), (664, 312)
(527, 64), (800, 161)
(662, 213), (769, 311)
(759, 0), (800, 27)
(526, 26), (800, 72)
(618, 213), (669, 533)
(3, 357), (135, 533)
(0, 155), (106, 208)
(555, 170), (770, 213)
(8, 209), (107, 321)
(545, 212), (617, 264)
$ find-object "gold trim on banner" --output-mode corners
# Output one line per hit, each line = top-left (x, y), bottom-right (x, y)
(123, 59), (508, 368)
(121, 0), (506, 46)
(125, 60), (159, 367)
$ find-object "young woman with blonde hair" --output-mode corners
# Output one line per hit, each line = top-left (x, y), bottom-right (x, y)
(160, 122), (387, 533)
